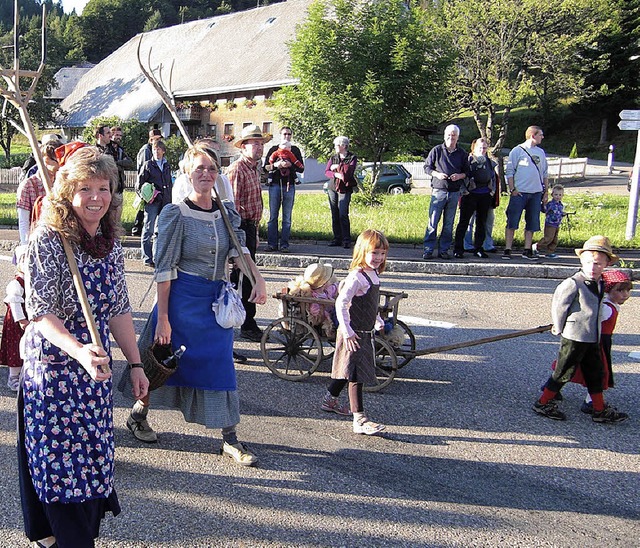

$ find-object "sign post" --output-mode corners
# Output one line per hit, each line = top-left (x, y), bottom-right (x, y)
(618, 110), (640, 240)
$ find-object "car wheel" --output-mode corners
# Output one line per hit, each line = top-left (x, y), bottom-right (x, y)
(388, 186), (405, 195)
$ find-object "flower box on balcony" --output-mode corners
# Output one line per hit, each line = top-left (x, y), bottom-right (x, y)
(177, 104), (202, 122)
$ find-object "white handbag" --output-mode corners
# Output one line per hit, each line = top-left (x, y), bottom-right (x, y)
(212, 281), (246, 329)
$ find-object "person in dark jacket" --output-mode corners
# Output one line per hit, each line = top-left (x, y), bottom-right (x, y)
(325, 136), (358, 249)
(137, 140), (172, 266)
(422, 124), (469, 260)
(131, 129), (163, 235)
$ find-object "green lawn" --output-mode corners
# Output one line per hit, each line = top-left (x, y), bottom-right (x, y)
(2, 190), (638, 250)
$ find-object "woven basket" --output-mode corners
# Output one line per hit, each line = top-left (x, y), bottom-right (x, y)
(142, 343), (178, 391)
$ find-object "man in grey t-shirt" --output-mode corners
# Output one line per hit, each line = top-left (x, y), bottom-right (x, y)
(502, 125), (549, 260)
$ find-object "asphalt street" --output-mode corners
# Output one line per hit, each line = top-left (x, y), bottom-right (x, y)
(0, 258), (638, 547)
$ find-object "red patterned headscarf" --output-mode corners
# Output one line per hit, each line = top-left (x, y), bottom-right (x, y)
(602, 269), (632, 293)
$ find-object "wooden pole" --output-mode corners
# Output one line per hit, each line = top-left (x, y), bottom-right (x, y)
(411, 324), (552, 358)
(0, 1), (104, 355)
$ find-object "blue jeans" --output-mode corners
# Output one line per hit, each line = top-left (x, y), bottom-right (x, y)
(327, 187), (352, 245)
(141, 201), (162, 264)
(464, 208), (496, 250)
(423, 189), (460, 255)
(267, 182), (295, 249)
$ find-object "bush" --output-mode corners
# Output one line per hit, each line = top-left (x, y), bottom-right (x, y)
(164, 135), (188, 170)
(0, 153), (31, 168)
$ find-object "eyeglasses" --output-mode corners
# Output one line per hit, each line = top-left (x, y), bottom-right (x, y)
(193, 166), (218, 174)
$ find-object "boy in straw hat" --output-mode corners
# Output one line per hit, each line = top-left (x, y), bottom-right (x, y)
(534, 235), (628, 423)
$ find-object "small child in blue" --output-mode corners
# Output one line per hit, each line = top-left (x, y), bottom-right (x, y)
(534, 184), (564, 258)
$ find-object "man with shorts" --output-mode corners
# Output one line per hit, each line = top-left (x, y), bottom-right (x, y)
(502, 125), (548, 260)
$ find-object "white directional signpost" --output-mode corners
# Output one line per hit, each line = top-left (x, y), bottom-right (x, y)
(618, 110), (640, 239)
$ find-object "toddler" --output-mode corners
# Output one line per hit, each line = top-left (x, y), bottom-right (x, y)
(269, 141), (304, 180)
(534, 183), (564, 258)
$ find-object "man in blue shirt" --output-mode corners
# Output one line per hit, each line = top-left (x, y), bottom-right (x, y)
(422, 124), (469, 259)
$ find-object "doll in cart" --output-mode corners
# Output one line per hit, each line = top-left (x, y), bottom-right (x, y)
(285, 263), (339, 338)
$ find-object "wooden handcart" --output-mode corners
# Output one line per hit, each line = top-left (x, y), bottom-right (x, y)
(260, 289), (551, 392)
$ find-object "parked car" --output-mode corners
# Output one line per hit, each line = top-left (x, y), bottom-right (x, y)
(357, 163), (413, 194)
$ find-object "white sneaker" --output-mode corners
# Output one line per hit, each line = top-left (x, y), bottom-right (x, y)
(220, 441), (258, 466)
(353, 417), (385, 435)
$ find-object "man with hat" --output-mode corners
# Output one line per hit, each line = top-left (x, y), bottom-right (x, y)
(533, 235), (628, 424)
(228, 124), (270, 342)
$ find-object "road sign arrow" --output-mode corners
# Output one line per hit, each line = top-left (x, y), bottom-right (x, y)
(618, 120), (640, 131)
(619, 110), (640, 121)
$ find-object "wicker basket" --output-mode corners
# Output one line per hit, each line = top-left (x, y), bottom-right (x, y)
(142, 343), (178, 391)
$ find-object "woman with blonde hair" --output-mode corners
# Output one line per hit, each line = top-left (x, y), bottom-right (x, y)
(19, 145), (148, 548)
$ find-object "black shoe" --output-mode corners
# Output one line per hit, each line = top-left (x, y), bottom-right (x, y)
(143, 261), (155, 268)
(131, 228), (141, 236)
(453, 251), (464, 258)
(422, 252), (433, 260)
(438, 252), (451, 260)
(265, 246), (278, 252)
(580, 401), (593, 414)
(328, 241), (340, 247)
(240, 327), (263, 342)
(502, 249), (512, 260)
(522, 249), (539, 260)
(592, 405), (629, 423)
(233, 351), (248, 364)
(343, 242), (351, 249)
(473, 250), (489, 259)
(533, 400), (566, 420)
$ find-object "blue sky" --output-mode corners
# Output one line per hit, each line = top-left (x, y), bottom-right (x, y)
(60, 0), (89, 14)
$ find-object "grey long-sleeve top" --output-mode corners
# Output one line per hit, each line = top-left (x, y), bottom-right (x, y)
(154, 200), (248, 284)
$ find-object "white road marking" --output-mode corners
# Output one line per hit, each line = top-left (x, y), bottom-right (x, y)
(397, 315), (456, 329)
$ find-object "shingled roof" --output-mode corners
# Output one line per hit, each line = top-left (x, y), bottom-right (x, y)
(61, 0), (312, 127)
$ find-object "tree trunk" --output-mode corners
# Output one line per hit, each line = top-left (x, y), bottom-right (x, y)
(599, 118), (608, 144)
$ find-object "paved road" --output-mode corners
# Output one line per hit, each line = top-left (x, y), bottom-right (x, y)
(0, 260), (638, 547)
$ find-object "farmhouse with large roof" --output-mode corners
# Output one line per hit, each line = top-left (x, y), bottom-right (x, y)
(61, 0), (318, 169)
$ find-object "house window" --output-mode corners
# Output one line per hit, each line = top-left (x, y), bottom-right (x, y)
(263, 122), (273, 136)
(243, 122), (253, 129)
(223, 123), (234, 142)
(208, 124), (217, 140)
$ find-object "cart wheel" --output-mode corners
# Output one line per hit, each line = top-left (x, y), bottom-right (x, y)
(261, 317), (323, 381)
(364, 337), (398, 393)
(322, 338), (335, 362)
(394, 319), (416, 368)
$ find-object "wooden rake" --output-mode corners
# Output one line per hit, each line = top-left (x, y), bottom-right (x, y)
(136, 34), (256, 286)
(0, 1), (104, 354)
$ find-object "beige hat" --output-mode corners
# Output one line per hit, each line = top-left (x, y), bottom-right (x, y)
(303, 263), (335, 290)
(575, 235), (619, 263)
(41, 133), (67, 145)
(234, 124), (270, 148)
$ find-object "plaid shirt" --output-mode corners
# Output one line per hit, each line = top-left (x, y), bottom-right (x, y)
(16, 175), (46, 211)
(227, 154), (263, 222)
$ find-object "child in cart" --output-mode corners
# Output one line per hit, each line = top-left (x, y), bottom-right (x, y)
(321, 229), (389, 435)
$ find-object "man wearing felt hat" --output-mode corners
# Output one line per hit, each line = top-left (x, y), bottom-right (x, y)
(533, 235), (628, 424)
(228, 124), (270, 342)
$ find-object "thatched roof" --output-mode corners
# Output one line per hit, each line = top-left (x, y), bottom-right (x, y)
(61, 0), (312, 127)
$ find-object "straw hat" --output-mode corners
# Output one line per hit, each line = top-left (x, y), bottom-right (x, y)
(574, 235), (619, 263)
(234, 124), (270, 148)
(303, 263), (335, 290)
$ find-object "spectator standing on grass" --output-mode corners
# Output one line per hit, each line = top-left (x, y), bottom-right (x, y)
(453, 137), (497, 259)
(264, 126), (304, 252)
(502, 125), (548, 260)
(325, 136), (358, 249)
(533, 184), (565, 259)
(422, 124), (469, 260)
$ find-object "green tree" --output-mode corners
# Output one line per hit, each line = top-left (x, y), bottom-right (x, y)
(82, 116), (149, 158)
(273, 0), (454, 173)
(441, 0), (610, 151)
